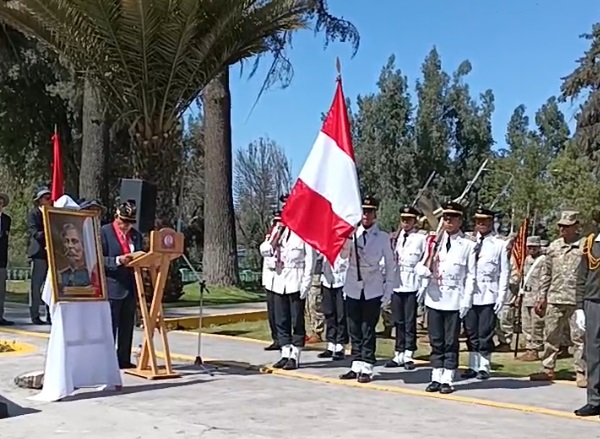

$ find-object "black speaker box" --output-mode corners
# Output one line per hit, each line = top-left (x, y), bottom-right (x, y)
(119, 178), (157, 234)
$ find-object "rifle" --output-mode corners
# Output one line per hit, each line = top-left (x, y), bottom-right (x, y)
(423, 158), (490, 271)
(391, 171), (437, 250)
(489, 175), (513, 210)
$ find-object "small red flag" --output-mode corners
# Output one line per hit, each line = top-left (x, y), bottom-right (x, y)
(511, 217), (530, 276)
(51, 128), (64, 202)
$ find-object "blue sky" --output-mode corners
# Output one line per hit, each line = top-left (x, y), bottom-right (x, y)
(225, 1), (598, 176)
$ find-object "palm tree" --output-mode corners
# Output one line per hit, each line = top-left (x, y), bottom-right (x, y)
(201, 0), (359, 284)
(0, 0), (310, 218)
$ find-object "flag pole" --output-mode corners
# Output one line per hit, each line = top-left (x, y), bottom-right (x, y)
(336, 57), (341, 79)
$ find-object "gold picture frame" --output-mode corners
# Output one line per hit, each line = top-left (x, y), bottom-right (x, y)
(42, 206), (108, 302)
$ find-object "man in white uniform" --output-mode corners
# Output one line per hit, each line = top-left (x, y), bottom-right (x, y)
(461, 206), (510, 380)
(416, 201), (476, 394)
(259, 206), (315, 370)
(317, 253), (349, 361)
(261, 210), (282, 351)
(339, 196), (395, 383)
(385, 205), (427, 370)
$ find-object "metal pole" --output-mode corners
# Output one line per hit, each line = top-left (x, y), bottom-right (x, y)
(181, 253), (215, 375)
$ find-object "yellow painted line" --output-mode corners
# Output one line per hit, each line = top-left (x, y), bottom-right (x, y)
(0, 340), (37, 356)
(0, 327), (580, 389)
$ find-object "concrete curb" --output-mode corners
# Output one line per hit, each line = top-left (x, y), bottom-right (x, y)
(0, 326), (580, 387)
(164, 310), (267, 330)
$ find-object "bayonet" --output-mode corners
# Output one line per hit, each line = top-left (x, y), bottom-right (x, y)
(411, 171), (437, 208)
(490, 175), (513, 210)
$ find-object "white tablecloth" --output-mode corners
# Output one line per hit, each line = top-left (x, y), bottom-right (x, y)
(29, 300), (122, 402)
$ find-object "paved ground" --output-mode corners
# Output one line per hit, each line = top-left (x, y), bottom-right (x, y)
(1, 320), (599, 439)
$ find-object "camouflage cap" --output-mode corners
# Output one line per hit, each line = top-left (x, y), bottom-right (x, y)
(557, 210), (580, 226)
(526, 235), (541, 247)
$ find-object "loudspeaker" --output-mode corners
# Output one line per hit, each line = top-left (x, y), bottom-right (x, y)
(119, 178), (157, 234)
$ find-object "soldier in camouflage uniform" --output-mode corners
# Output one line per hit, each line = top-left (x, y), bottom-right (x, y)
(517, 236), (546, 361)
(530, 211), (586, 387)
(306, 254), (325, 343)
(495, 234), (516, 351)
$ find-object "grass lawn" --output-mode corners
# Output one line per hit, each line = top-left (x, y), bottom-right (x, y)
(4, 280), (264, 308)
(169, 284), (265, 308)
(201, 319), (576, 380)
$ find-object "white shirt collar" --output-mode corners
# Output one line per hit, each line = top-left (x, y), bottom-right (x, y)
(357, 223), (379, 236)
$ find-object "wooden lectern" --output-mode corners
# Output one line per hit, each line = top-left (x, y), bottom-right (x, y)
(124, 228), (184, 380)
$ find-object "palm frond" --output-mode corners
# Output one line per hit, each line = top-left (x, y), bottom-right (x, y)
(0, 0), (310, 140)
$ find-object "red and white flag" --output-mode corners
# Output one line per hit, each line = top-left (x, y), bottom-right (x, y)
(281, 78), (362, 264)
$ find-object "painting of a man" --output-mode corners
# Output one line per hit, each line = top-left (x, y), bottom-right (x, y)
(59, 223), (91, 288)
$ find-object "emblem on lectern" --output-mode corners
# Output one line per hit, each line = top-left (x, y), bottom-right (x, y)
(162, 234), (174, 249)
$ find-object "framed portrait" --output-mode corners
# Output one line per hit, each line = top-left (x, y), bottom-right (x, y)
(42, 207), (107, 302)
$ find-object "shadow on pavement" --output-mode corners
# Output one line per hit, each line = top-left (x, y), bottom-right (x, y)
(0, 394), (40, 418)
(61, 376), (210, 402)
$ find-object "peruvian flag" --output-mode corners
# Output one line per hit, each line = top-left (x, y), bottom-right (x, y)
(281, 78), (362, 264)
(51, 127), (64, 202)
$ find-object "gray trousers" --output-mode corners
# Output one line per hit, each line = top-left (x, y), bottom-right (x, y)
(0, 268), (6, 319)
(585, 300), (600, 405)
(29, 259), (48, 320)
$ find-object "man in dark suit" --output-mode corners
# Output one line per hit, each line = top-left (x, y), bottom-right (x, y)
(101, 200), (143, 369)
(0, 192), (12, 325)
(27, 187), (52, 325)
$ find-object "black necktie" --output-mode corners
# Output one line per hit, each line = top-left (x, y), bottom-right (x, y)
(402, 232), (409, 247)
(475, 236), (484, 261)
(445, 236), (451, 252)
(362, 231), (367, 246)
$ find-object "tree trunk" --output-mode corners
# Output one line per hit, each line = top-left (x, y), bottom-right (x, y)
(79, 78), (109, 205)
(201, 69), (239, 285)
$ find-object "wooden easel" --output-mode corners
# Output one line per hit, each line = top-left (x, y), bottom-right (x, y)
(124, 228), (184, 380)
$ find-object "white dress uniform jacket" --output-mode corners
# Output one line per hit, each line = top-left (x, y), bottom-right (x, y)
(341, 224), (396, 301)
(394, 229), (427, 293)
(417, 231), (476, 311)
(262, 256), (275, 290)
(473, 233), (510, 306)
(321, 253), (349, 289)
(259, 228), (315, 298)
(261, 229), (277, 289)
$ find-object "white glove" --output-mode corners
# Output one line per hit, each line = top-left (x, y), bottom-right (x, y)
(459, 307), (469, 319)
(300, 288), (309, 300)
(493, 299), (504, 315)
(575, 309), (586, 331)
(416, 288), (426, 304)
